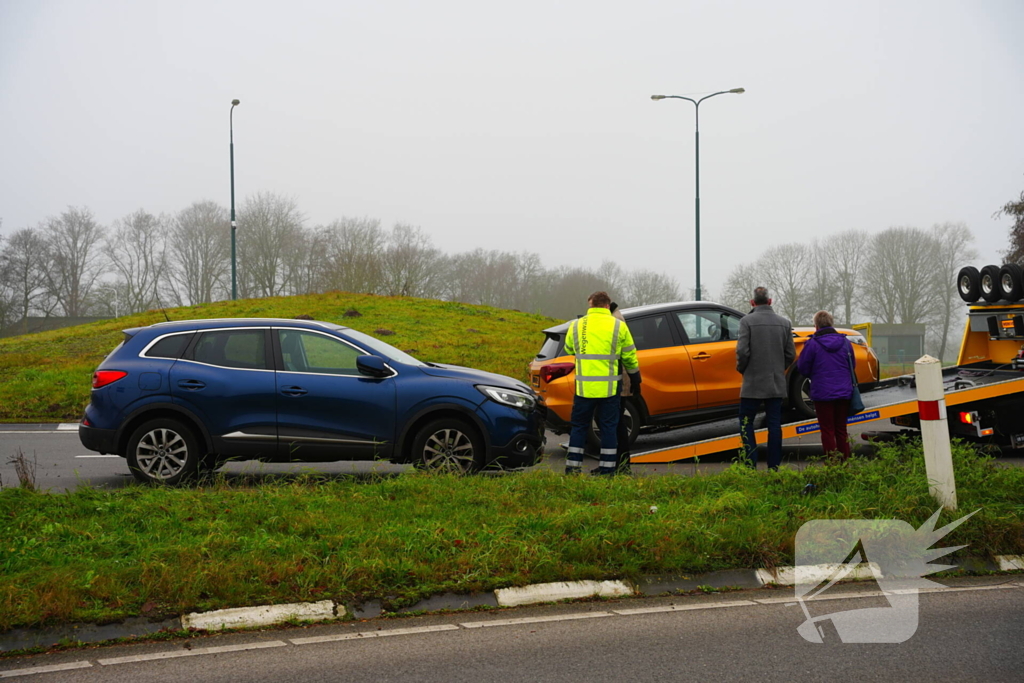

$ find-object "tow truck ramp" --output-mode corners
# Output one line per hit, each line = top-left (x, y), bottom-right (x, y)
(631, 368), (1024, 464)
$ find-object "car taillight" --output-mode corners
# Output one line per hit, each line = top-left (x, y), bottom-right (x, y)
(540, 362), (575, 384)
(959, 411), (977, 425)
(92, 370), (127, 389)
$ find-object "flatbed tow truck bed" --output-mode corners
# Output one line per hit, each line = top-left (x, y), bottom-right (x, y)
(631, 364), (1024, 464)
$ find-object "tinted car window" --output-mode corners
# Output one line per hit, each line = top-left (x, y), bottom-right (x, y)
(192, 330), (268, 369)
(144, 333), (194, 359)
(676, 310), (728, 345)
(536, 333), (565, 360)
(627, 315), (675, 351)
(721, 314), (741, 341)
(279, 330), (362, 375)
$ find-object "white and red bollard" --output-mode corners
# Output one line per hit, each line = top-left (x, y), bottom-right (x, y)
(914, 355), (957, 510)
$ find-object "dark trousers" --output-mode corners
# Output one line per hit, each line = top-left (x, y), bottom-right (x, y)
(567, 395), (620, 468)
(616, 399), (631, 472)
(814, 399), (851, 460)
(739, 397), (783, 470)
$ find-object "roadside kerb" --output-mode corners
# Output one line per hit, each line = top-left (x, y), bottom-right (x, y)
(3, 556), (1021, 653)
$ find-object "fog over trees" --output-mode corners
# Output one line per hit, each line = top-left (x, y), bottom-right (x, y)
(0, 193), (682, 333)
(1, 189), (1010, 361)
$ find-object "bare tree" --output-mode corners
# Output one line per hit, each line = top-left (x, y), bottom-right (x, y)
(105, 209), (168, 314)
(236, 192), (305, 298)
(319, 217), (386, 294)
(999, 187), (1024, 265)
(42, 206), (106, 317)
(821, 229), (870, 325)
(0, 227), (51, 331)
(757, 243), (811, 324)
(860, 226), (939, 325)
(931, 222), (978, 360)
(805, 240), (842, 322)
(623, 269), (681, 307)
(721, 262), (764, 313)
(166, 200), (230, 305)
(541, 266), (619, 320)
(380, 223), (442, 298)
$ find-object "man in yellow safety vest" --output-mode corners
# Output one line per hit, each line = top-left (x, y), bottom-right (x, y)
(563, 291), (641, 475)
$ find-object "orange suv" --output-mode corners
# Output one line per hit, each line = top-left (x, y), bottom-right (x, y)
(528, 302), (879, 445)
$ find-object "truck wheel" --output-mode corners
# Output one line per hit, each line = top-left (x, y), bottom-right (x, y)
(789, 372), (816, 419)
(127, 418), (202, 485)
(998, 264), (1023, 302)
(956, 266), (980, 302)
(980, 265), (1003, 302)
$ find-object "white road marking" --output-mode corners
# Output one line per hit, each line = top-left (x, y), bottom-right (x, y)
(291, 624), (459, 645)
(75, 455), (120, 458)
(57, 423), (79, 430)
(97, 640), (286, 665)
(613, 600), (756, 615)
(0, 431), (78, 434)
(755, 591), (886, 605)
(460, 612), (613, 628)
(0, 661), (93, 678)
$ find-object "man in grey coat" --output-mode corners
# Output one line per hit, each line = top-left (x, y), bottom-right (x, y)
(736, 286), (796, 470)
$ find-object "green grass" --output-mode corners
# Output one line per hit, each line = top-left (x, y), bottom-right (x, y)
(1, 439), (1021, 630)
(0, 293), (559, 422)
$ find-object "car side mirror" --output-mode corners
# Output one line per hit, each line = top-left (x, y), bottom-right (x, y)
(356, 355), (391, 378)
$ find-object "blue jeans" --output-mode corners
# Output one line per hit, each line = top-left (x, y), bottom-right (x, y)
(739, 397), (783, 470)
(567, 395), (620, 468)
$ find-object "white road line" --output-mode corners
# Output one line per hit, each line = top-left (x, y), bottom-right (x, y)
(98, 640), (286, 665)
(613, 600), (757, 615)
(459, 612), (613, 629)
(75, 455), (120, 458)
(291, 624), (459, 645)
(57, 423), (79, 430)
(0, 661), (93, 678)
(754, 591), (886, 605)
(0, 431), (77, 434)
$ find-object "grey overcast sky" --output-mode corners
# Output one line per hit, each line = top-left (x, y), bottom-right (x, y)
(1, 0), (1022, 297)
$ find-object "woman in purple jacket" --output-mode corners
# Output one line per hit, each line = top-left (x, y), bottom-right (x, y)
(797, 310), (856, 461)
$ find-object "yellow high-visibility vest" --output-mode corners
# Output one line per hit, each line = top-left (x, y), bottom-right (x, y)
(564, 307), (639, 398)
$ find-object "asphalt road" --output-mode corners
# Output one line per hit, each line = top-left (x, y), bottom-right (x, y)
(2, 577), (1021, 682)
(0, 417), (914, 492)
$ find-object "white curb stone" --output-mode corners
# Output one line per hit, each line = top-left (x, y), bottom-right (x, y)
(495, 580), (633, 607)
(182, 600), (338, 631)
(755, 562), (880, 587)
(995, 555), (1024, 571)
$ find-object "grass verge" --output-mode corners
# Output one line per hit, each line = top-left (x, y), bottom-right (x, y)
(1, 439), (1022, 631)
(0, 292), (558, 422)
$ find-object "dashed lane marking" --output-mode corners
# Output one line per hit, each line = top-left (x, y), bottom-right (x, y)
(0, 661), (93, 678)
(97, 640), (286, 666)
(459, 612), (613, 628)
(613, 600), (756, 615)
(291, 624), (459, 645)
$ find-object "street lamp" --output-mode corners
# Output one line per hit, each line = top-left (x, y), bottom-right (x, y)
(652, 88), (744, 301)
(229, 98), (240, 300)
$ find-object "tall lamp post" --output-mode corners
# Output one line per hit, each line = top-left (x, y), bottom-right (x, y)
(229, 98), (240, 300)
(651, 88), (744, 301)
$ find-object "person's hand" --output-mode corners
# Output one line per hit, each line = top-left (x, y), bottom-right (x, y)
(628, 372), (641, 397)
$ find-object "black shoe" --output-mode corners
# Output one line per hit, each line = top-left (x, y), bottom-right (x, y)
(565, 466), (583, 475)
(589, 466), (616, 476)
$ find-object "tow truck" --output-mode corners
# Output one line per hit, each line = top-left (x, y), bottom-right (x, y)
(629, 268), (1024, 464)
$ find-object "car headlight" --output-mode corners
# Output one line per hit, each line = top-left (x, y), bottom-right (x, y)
(477, 385), (537, 410)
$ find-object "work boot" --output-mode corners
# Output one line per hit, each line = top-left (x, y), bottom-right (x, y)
(564, 465), (583, 475)
(589, 466), (616, 476)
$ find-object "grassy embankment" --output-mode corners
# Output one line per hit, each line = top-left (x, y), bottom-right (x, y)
(1, 440), (1022, 631)
(0, 292), (558, 422)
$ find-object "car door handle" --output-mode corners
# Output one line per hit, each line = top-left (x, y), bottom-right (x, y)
(177, 379), (206, 390)
(692, 352), (711, 361)
(281, 386), (308, 396)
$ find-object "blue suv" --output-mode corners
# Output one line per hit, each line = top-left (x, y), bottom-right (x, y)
(79, 318), (545, 484)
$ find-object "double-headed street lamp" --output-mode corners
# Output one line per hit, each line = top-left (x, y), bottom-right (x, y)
(652, 88), (744, 301)
(229, 98), (241, 300)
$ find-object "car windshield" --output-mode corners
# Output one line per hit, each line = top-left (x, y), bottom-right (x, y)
(342, 328), (426, 367)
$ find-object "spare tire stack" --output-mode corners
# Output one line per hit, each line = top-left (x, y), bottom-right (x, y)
(958, 264), (1024, 303)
